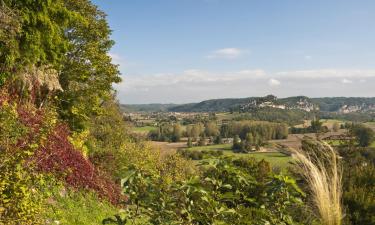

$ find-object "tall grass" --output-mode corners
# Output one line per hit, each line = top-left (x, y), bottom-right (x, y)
(292, 142), (342, 225)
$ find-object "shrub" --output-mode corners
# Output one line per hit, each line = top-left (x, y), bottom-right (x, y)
(42, 182), (119, 225)
(1, 91), (122, 206)
(115, 157), (305, 224)
(33, 124), (122, 204)
(0, 102), (44, 224)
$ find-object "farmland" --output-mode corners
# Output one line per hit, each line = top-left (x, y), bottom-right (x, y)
(183, 144), (293, 169)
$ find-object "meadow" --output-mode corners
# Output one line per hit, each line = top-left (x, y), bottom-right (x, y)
(183, 144), (293, 169)
(132, 126), (157, 133)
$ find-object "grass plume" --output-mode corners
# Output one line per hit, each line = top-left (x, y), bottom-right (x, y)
(292, 141), (342, 225)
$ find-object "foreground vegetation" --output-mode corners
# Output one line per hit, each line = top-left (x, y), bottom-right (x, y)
(1, 0), (375, 225)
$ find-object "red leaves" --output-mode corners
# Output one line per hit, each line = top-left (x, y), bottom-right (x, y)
(0, 88), (123, 205)
(34, 124), (123, 204)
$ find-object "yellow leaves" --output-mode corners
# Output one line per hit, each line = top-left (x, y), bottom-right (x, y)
(118, 141), (195, 188)
(68, 130), (90, 157)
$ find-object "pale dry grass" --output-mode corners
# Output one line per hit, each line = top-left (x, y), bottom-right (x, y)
(292, 142), (342, 225)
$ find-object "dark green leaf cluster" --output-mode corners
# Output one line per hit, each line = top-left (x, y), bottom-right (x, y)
(109, 157), (306, 225)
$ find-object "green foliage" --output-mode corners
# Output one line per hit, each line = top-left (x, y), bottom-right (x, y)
(42, 184), (119, 225)
(339, 146), (375, 225)
(228, 120), (289, 140)
(350, 124), (375, 147)
(0, 101), (55, 224)
(1, 0), (123, 224)
(57, 0), (121, 131)
(187, 137), (193, 148)
(343, 165), (375, 225)
(109, 157), (305, 225)
(186, 122), (205, 140)
(148, 122), (183, 142)
(87, 98), (130, 156)
(1, 0), (121, 132)
(234, 108), (311, 125)
(205, 121), (220, 137)
(178, 149), (224, 160)
(229, 121), (288, 152)
(0, 103), (37, 224)
(0, 0), (72, 73)
(290, 119), (329, 134)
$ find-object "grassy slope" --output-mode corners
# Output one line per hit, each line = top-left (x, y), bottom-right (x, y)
(43, 188), (118, 225)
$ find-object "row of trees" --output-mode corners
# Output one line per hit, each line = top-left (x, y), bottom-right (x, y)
(228, 121), (288, 152)
(148, 122), (220, 142)
(289, 119), (330, 134)
(149, 121), (288, 151)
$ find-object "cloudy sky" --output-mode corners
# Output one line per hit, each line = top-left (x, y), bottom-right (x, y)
(93, 0), (375, 104)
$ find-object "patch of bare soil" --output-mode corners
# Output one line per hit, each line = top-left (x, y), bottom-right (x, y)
(149, 141), (187, 156)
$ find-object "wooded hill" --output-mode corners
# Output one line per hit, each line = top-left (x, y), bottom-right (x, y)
(122, 95), (375, 113)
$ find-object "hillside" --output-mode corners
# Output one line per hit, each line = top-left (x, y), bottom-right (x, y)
(123, 95), (375, 113)
(120, 103), (177, 112)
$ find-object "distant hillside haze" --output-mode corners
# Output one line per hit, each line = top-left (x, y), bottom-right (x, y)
(121, 95), (375, 113)
(120, 104), (178, 112)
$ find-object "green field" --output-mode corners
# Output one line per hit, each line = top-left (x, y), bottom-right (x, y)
(132, 126), (157, 133)
(185, 144), (293, 169)
(365, 122), (375, 130)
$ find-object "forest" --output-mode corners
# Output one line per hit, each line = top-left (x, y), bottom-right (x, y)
(0, 1), (375, 225)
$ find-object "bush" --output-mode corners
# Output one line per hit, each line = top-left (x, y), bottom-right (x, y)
(177, 149), (203, 160)
(42, 183), (119, 225)
(0, 102), (44, 224)
(0, 94), (58, 224)
(114, 157), (305, 224)
(34, 124), (122, 204)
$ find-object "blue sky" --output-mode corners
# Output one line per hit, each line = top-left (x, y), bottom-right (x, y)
(93, 0), (375, 104)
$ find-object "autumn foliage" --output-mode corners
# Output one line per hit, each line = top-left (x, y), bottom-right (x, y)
(1, 91), (122, 205)
(34, 124), (122, 204)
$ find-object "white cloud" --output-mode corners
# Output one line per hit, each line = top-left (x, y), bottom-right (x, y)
(304, 55), (312, 60)
(115, 68), (375, 103)
(341, 78), (353, 84)
(119, 69), (266, 90)
(268, 78), (281, 87)
(276, 69), (375, 79)
(206, 48), (247, 59)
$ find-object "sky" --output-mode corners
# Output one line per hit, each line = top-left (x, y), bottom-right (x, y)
(92, 0), (375, 104)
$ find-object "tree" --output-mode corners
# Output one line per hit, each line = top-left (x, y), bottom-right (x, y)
(187, 137), (193, 148)
(204, 122), (219, 138)
(214, 135), (222, 145)
(57, 0), (121, 131)
(352, 125), (375, 147)
(198, 135), (206, 146)
(311, 119), (323, 133)
(0, 0), (72, 77)
(220, 123), (230, 138)
(191, 123), (204, 141)
(332, 122), (340, 132)
(244, 133), (254, 151)
(171, 123), (182, 142)
(232, 135), (242, 152)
